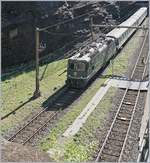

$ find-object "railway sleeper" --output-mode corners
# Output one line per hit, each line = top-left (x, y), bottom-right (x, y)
(136, 64), (145, 68)
(124, 93), (137, 97)
(119, 110), (133, 115)
(117, 115), (131, 121)
(120, 106), (135, 111)
(102, 151), (120, 159)
(110, 129), (127, 135)
(107, 139), (124, 147)
(114, 122), (130, 128)
(108, 138), (125, 146)
(122, 101), (135, 106)
(100, 154), (119, 162)
(126, 91), (138, 95)
(112, 125), (128, 132)
(105, 143), (122, 152)
(111, 129), (127, 136)
(109, 134), (126, 142)
(122, 99), (136, 104)
(115, 119), (130, 126)
(119, 106), (133, 112)
(135, 68), (145, 72)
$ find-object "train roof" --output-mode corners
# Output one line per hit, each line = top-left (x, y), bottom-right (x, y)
(69, 38), (110, 62)
(106, 7), (147, 39)
(69, 7), (147, 62)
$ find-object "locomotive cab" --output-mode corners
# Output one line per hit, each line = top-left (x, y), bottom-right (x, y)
(67, 59), (89, 88)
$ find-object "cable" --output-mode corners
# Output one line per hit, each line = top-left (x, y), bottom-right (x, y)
(2, 3), (140, 110)
(43, 29), (74, 36)
(39, 10), (93, 31)
(2, 5), (139, 79)
(39, 2), (117, 32)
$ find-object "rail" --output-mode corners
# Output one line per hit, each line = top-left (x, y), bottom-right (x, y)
(95, 30), (149, 162)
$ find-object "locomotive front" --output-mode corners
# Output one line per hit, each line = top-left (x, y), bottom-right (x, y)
(67, 58), (90, 88)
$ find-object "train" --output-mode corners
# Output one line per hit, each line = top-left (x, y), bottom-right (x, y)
(66, 7), (147, 88)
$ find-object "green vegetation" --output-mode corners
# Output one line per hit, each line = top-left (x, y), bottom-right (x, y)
(1, 59), (67, 133)
(64, 141), (89, 161)
(40, 87), (116, 161)
(39, 27), (144, 161)
(63, 87), (116, 161)
(40, 77), (106, 152)
(1, 21), (144, 161)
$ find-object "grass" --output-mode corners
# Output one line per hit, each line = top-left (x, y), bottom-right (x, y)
(40, 77), (106, 152)
(1, 58), (67, 134)
(40, 87), (116, 161)
(62, 87), (117, 162)
(39, 26), (145, 161)
(1, 20), (145, 160)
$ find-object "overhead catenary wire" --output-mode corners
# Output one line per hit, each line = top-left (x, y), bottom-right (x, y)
(39, 11), (93, 31)
(38, 2), (118, 32)
(2, 5), (139, 78)
(3, 6), (138, 78)
(39, 7), (140, 81)
(43, 29), (74, 36)
(2, 4), (141, 106)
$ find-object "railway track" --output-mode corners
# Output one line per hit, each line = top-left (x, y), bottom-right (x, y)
(2, 8), (141, 120)
(5, 10), (148, 148)
(7, 87), (83, 145)
(95, 30), (149, 162)
(1, 33), (103, 121)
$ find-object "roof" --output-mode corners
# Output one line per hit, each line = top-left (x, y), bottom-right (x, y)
(69, 38), (108, 62)
(106, 7), (147, 39)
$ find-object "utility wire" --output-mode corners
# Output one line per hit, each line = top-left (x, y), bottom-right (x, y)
(2, 5), (139, 78)
(43, 29), (74, 36)
(39, 2), (118, 32)
(2, 4), (140, 108)
(39, 11), (93, 31)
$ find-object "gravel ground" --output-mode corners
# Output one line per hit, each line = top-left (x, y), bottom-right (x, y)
(1, 138), (51, 162)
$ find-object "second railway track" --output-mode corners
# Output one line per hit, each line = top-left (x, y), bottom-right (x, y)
(5, 10), (149, 154)
(95, 30), (149, 162)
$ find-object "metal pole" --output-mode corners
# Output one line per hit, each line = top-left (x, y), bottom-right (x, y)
(33, 27), (41, 98)
(111, 59), (114, 77)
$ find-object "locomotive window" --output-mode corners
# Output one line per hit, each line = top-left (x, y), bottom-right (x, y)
(70, 63), (74, 70)
(76, 63), (86, 71)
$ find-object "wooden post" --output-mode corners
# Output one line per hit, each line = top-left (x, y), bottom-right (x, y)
(33, 27), (41, 98)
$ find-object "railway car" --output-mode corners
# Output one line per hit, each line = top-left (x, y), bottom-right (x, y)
(66, 7), (147, 88)
(107, 7), (147, 49)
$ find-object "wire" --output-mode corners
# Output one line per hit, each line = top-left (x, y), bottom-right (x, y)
(39, 2), (117, 32)
(43, 29), (74, 36)
(39, 10), (94, 31)
(2, 5), (139, 79)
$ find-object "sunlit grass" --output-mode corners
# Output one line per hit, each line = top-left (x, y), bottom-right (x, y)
(39, 27), (145, 161)
(1, 59), (67, 134)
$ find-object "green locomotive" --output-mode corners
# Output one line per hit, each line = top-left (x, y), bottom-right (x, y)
(66, 7), (147, 88)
